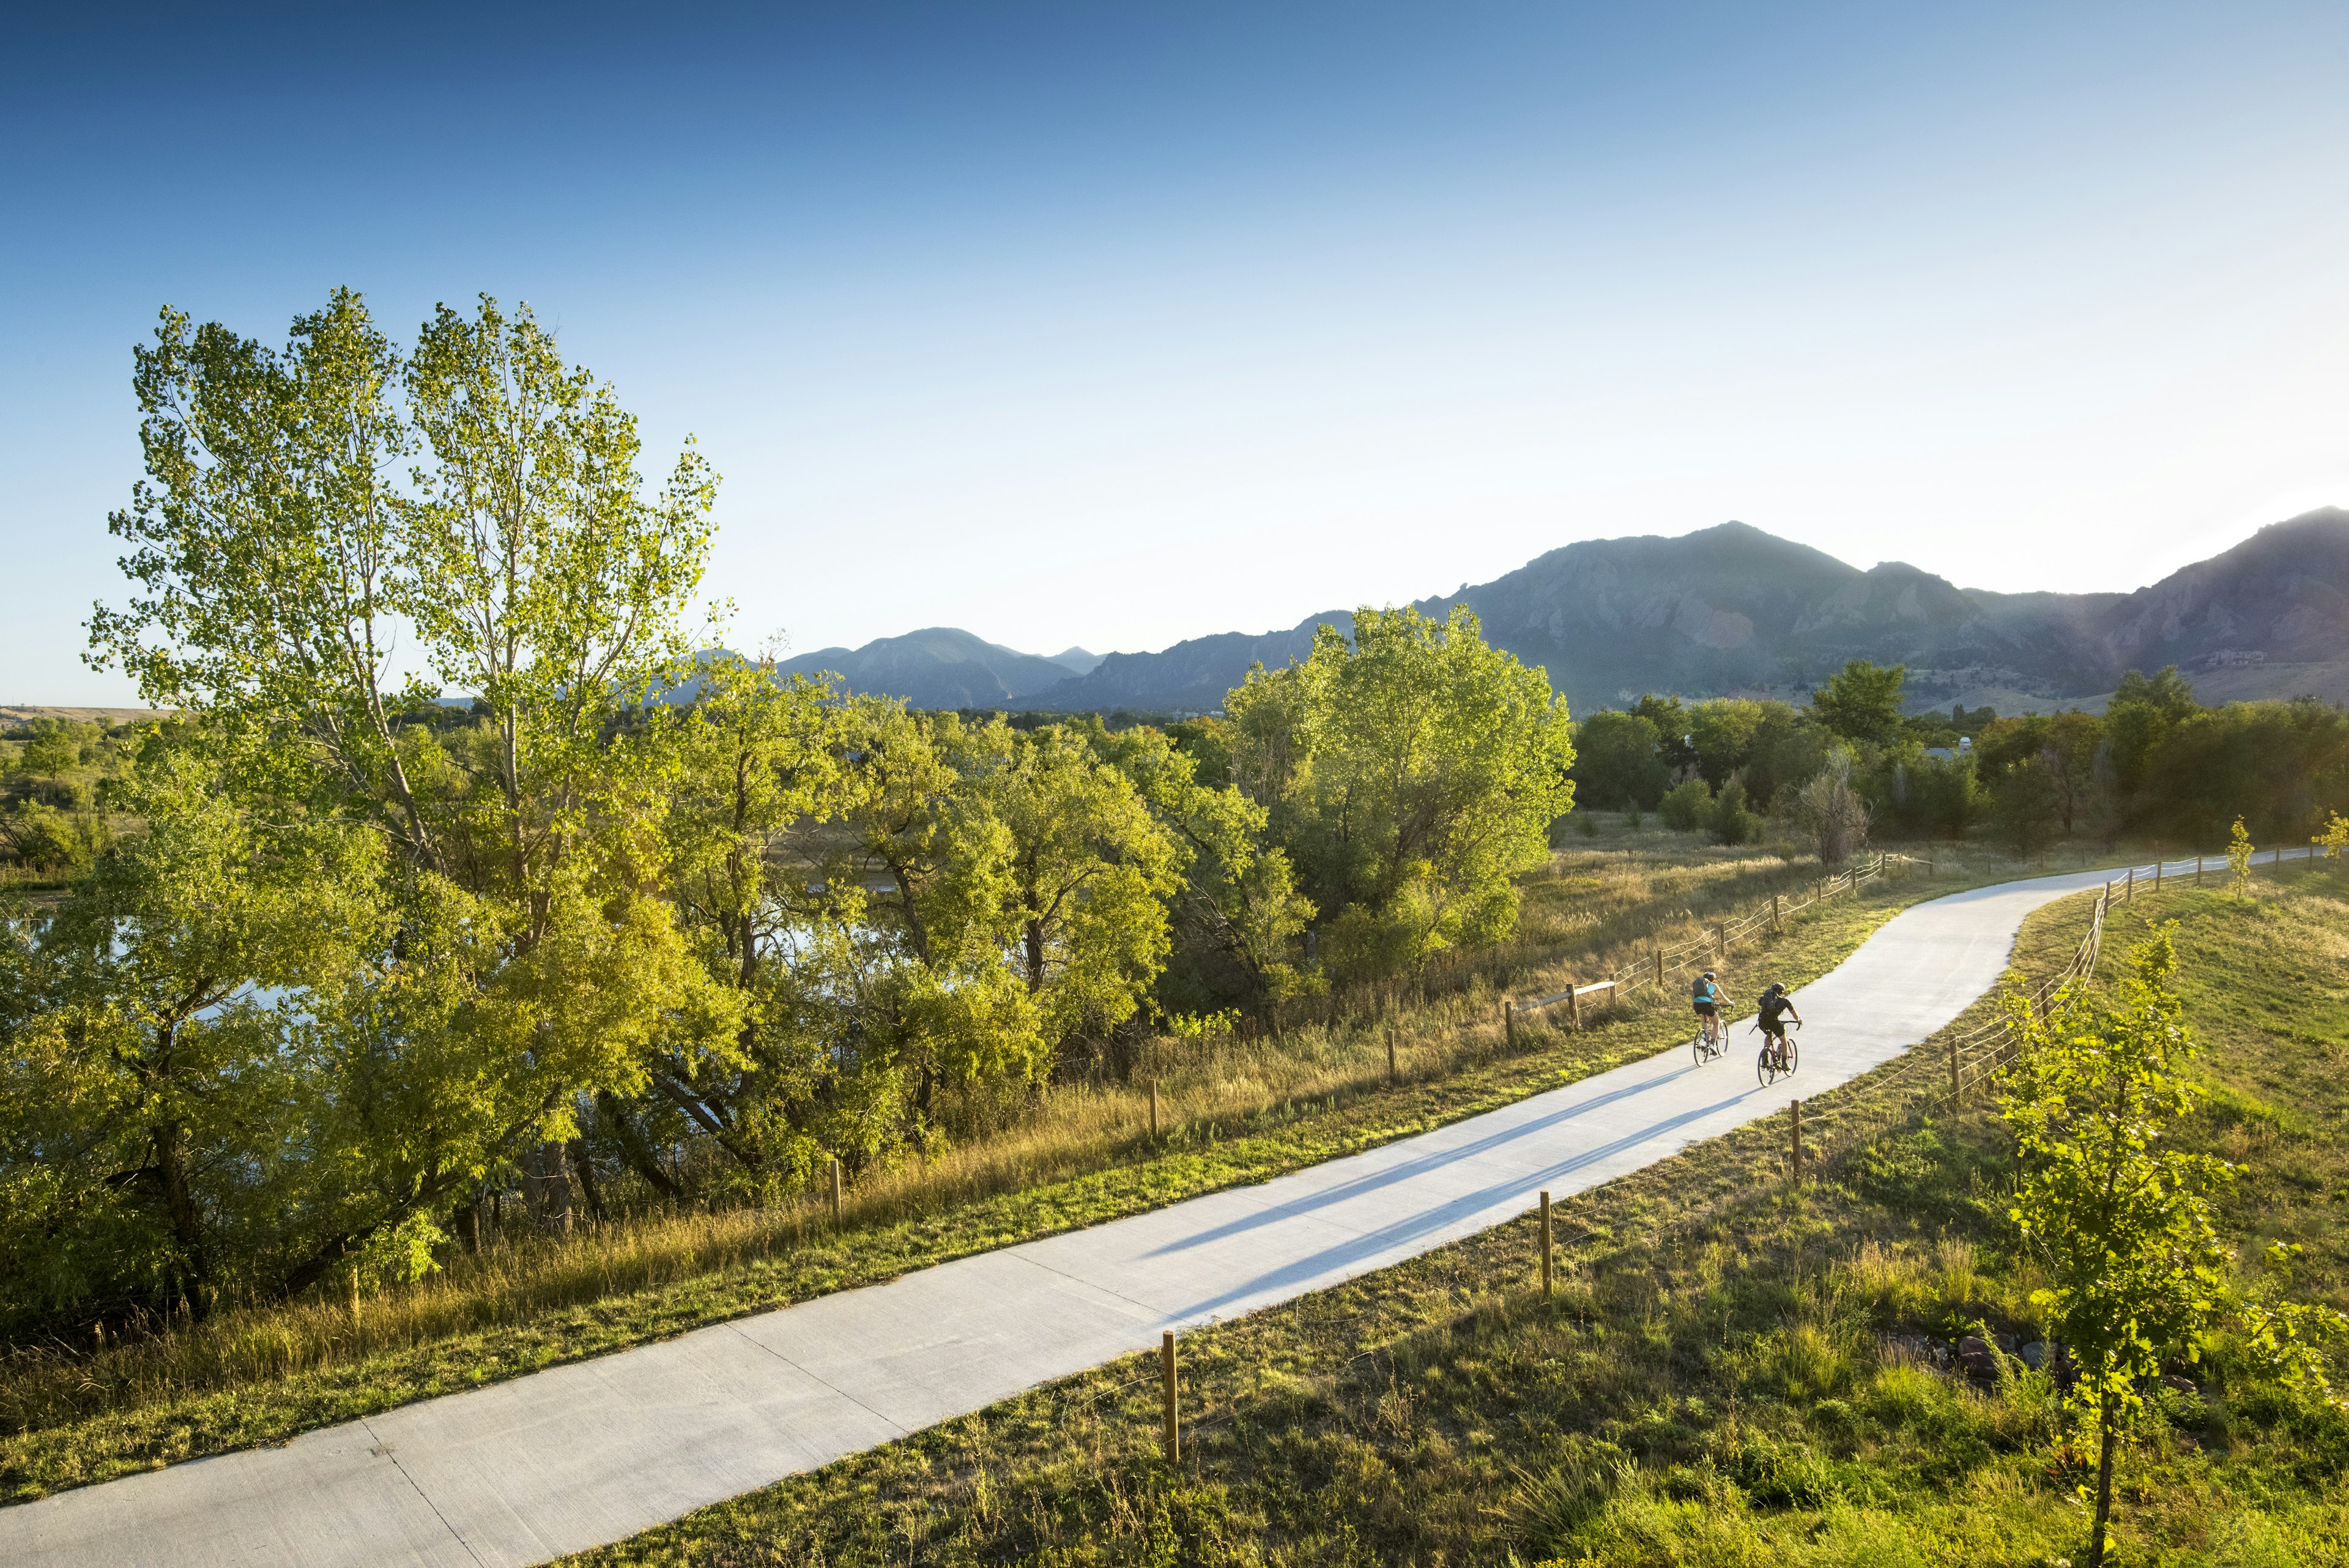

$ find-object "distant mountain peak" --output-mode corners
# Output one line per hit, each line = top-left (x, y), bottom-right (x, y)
(1050, 646), (1104, 676)
(1006, 510), (2349, 716)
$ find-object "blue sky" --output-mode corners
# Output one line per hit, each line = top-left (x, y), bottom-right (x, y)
(6, 2), (2348, 702)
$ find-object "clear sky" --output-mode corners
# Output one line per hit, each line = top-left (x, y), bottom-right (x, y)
(6, 1), (2348, 702)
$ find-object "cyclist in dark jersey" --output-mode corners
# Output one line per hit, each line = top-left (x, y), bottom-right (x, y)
(1757, 982), (1801, 1052)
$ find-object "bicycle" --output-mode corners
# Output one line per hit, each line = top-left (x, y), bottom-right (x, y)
(1692, 1006), (1730, 1066)
(1755, 1017), (1802, 1088)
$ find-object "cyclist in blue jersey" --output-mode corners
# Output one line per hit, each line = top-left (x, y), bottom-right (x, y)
(1691, 970), (1729, 1051)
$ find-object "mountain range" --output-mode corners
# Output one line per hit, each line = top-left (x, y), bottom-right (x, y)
(784, 509), (2349, 716)
(768, 629), (1099, 712)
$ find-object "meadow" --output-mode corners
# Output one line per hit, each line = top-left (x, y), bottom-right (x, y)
(554, 864), (2349, 1567)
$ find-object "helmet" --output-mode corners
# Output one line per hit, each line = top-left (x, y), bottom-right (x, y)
(1764, 982), (1784, 998)
(1702, 970), (1716, 980)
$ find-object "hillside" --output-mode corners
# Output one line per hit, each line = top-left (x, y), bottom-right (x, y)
(1007, 508), (2349, 715)
(772, 626), (1076, 710)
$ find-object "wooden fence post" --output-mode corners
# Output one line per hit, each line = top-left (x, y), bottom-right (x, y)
(2196, 855), (2203, 885)
(1567, 986), (1581, 1031)
(1387, 1029), (1398, 1086)
(350, 1266), (362, 1324)
(2154, 856), (2162, 890)
(1162, 1331), (1179, 1460)
(2126, 866), (2134, 902)
(1540, 1189), (1554, 1298)
(1654, 949), (1664, 988)
(1772, 893), (1781, 932)
(1150, 1081), (1160, 1141)
(1790, 1099), (1803, 1185)
(829, 1157), (842, 1222)
(1504, 1001), (1517, 1048)
(1949, 1033), (1961, 1102)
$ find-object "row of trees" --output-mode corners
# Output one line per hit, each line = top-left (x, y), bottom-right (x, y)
(1570, 660), (2349, 855)
(0, 292), (1574, 1339)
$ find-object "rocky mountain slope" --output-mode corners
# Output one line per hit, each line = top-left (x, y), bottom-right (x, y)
(1005, 508), (2349, 715)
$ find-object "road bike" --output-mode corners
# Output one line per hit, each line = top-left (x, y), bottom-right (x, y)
(1756, 1018), (1802, 1088)
(1692, 1009), (1729, 1066)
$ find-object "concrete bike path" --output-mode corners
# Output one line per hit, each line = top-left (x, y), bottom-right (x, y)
(9, 856), (2291, 1568)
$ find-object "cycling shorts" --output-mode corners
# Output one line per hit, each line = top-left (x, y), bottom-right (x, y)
(1693, 1001), (1718, 1017)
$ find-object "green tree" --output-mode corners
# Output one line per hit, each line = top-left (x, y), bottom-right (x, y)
(1628, 694), (1696, 778)
(628, 655), (872, 1197)
(1686, 698), (1763, 789)
(0, 741), (386, 1325)
(1083, 719), (1316, 1012)
(2000, 929), (2232, 1568)
(1231, 606), (1574, 981)
(1567, 710), (1669, 811)
(1709, 776), (1759, 845)
(84, 289), (736, 1265)
(2227, 815), (2254, 899)
(1991, 752), (2066, 858)
(2315, 811), (2349, 868)
(1810, 660), (1907, 745)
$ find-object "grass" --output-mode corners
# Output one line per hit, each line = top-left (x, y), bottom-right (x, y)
(0, 825), (2021, 1502)
(555, 864), (2349, 1567)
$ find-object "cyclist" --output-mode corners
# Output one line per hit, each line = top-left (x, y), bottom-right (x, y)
(1691, 970), (1727, 1047)
(1756, 981), (1801, 1069)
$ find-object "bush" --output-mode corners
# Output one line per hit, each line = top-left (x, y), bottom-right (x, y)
(1711, 779), (1760, 845)
(1660, 779), (1712, 831)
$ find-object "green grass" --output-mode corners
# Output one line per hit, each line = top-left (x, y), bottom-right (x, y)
(558, 868), (2349, 1567)
(1, 842), (1972, 1503)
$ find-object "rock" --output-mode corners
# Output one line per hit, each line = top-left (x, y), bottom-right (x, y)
(2161, 1373), (2199, 1397)
(1994, 1332), (2019, 1354)
(1957, 1334), (1999, 1383)
(2020, 1341), (2050, 1370)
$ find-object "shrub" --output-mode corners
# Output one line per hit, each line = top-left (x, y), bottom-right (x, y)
(1710, 778), (1759, 845)
(1659, 779), (1712, 831)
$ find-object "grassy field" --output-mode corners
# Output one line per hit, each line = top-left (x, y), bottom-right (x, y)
(556, 864), (2349, 1567)
(0, 825), (2040, 1502)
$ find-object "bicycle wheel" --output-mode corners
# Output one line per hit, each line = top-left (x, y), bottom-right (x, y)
(1783, 1035), (1799, 1074)
(1757, 1044), (1781, 1088)
(1693, 1032), (1709, 1068)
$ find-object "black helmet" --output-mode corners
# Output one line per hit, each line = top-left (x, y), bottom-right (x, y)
(1763, 982), (1784, 997)
(1702, 969), (1716, 979)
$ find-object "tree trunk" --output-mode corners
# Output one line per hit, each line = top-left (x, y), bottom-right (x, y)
(2087, 1394), (2118, 1568)
(566, 1138), (607, 1224)
(149, 1121), (211, 1287)
(598, 1090), (686, 1204)
(520, 1142), (573, 1233)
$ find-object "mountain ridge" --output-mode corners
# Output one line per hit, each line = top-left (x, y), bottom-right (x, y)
(767, 510), (2349, 716)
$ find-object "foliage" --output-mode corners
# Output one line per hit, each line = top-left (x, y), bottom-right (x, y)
(1568, 710), (1669, 810)
(2315, 811), (2349, 863)
(1987, 747), (2066, 858)
(0, 719), (122, 878)
(2227, 816), (2254, 899)
(1709, 776), (1759, 845)
(1226, 605), (1573, 983)
(1658, 778), (1711, 831)
(2000, 927), (2232, 1567)
(1811, 658), (1908, 745)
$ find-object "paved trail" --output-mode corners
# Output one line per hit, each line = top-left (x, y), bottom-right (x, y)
(8, 856), (2293, 1568)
